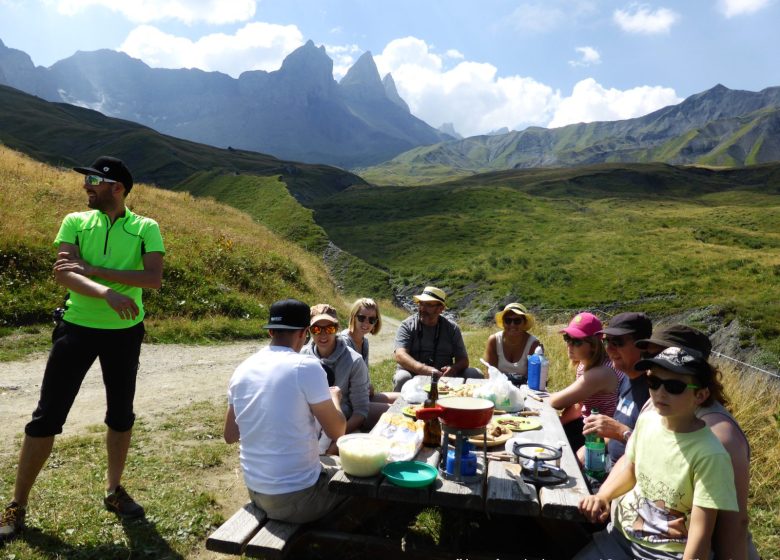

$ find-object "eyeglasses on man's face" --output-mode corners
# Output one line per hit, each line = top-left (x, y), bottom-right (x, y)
(84, 175), (117, 186)
(646, 375), (699, 395)
(503, 316), (525, 326)
(310, 324), (337, 335)
(419, 301), (443, 309)
(563, 334), (587, 347)
(356, 314), (377, 325)
(603, 336), (629, 348)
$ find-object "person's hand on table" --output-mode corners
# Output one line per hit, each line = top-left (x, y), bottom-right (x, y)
(326, 440), (339, 455)
(579, 494), (611, 523)
(439, 366), (454, 377)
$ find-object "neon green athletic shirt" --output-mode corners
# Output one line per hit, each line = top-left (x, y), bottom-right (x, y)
(54, 208), (165, 329)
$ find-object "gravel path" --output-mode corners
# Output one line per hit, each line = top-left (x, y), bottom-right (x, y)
(0, 317), (400, 459)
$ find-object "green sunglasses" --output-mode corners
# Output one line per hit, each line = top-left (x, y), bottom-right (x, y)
(85, 175), (117, 186)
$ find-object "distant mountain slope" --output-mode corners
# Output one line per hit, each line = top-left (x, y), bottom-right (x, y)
(311, 161), (780, 357)
(0, 84), (364, 202)
(0, 38), (449, 168)
(360, 84), (780, 184)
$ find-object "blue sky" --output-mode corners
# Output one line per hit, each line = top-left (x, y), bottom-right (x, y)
(1, 0), (778, 136)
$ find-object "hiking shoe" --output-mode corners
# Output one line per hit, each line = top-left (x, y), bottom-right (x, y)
(0, 502), (25, 542)
(104, 485), (145, 518)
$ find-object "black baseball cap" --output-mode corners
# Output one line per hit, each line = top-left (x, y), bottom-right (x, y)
(598, 312), (652, 339)
(635, 346), (708, 377)
(263, 299), (310, 330)
(74, 156), (134, 193)
(635, 324), (712, 359)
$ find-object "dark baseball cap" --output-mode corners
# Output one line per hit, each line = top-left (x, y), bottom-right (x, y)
(598, 312), (652, 339)
(635, 346), (708, 377)
(263, 299), (310, 330)
(74, 156), (134, 193)
(635, 324), (712, 359)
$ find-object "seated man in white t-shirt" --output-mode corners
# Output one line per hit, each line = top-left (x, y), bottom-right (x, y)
(223, 299), (347, 523)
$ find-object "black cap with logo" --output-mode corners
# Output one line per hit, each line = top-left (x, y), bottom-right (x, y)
(263, 299), (310, 330)
(74, 156), (134, 193)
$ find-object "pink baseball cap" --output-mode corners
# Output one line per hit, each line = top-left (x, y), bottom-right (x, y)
(559, 312), (603, 338)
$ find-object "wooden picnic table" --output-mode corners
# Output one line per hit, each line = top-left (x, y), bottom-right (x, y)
(328, 377), (591, 521)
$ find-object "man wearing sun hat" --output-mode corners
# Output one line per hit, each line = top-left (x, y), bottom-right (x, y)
(393, 286), (483, 391)
(223, 299), (347, 523)
(1, 156), (165, 542)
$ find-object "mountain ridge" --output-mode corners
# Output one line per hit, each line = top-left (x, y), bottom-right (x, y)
(0, 38), (449, 168)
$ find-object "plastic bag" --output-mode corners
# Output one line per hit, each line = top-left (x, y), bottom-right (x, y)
(476, 359), (525, 412)
(400, 375), (428, 404)
(373, 412), (424, 462)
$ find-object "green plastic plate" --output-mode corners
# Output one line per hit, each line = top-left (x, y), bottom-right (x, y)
(381, 461), (438, 488)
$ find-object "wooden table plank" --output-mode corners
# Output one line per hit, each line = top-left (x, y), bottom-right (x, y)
(428, 455), (485, 510)
(244, 519), (301, 559)
(205, 502), (267, 555)
(516, 396), (590, 521)
(485, 461), (540, 516)
(328, 470), (381, 497)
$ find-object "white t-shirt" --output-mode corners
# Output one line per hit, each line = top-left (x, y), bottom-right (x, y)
(227, 345), (332, 494)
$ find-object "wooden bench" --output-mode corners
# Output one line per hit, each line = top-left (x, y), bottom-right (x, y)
(206, 502), (302, 558)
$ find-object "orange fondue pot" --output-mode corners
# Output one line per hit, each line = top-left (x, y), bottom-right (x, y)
(416, 396), (494, 429)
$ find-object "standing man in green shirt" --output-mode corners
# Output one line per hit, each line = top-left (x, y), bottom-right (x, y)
(1, 157), (165, 542)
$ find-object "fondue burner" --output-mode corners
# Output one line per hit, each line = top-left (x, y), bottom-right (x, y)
(439, 425), (487, 483)
(512, 442), (568, 486)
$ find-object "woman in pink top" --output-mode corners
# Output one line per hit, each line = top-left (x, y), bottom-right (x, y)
(549, 312), (623, 449)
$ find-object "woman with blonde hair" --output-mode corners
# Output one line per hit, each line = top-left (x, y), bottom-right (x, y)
(549, 312), (623, 449)
(340, 297), (382, 364)
(339, 297), (395, 427)
(483, 303), (540, 386)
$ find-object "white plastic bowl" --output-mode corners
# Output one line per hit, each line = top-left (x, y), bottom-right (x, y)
(337, 434), (391, 477)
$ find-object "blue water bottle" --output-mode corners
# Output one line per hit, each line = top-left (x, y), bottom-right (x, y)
(527, 346), (543, 390)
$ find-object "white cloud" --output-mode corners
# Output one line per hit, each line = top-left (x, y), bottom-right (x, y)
(548, 78), (681, 128)
(325, 43), (362, 80)
(613, 5), (680, 34)
(508, 3), (566, 33)
(719, 0), (772, 17)
(445, 49), (465, 60)
(56, 0), (256, 25)
(119, 22), (304, 77)
(569, 46), (601, 67)
(375, 37), (558, 136)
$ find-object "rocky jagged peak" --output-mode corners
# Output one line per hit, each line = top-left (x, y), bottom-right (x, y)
(278, 40), (334, 85)
(382, 73), (410, 112)
(438, 122), (462, 139)
(339, 51), (386, 99)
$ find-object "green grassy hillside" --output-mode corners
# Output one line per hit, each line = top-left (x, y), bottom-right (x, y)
(0, 147), (347, 359)
(175, 171), (392, 298)
(312, 163), (780, 361)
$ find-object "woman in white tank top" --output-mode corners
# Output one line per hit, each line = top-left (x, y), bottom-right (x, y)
(484, 303), (540, 383)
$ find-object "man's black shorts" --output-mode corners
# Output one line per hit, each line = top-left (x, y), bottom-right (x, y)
(25, 320), (145, 437)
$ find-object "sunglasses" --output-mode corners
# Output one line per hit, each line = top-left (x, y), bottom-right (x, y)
(646, 375), (700, 395)
(503, 317), (525, 325)
(603, 336), (628, 348)
(356, 314), (378, 325)
(310, 324), (337, 335)
(563, 334), (587, 347)
(84, 175), (117, 186)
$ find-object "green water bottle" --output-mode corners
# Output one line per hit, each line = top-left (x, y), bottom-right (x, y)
(584, 408), (606, 480)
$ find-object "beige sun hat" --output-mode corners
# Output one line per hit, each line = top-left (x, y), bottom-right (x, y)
(310, 303), (339, 326)
(495, 302), (535, 331)
(412, 286), (447, 307)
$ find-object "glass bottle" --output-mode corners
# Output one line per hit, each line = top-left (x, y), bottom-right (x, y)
(423, 371), (442, 447)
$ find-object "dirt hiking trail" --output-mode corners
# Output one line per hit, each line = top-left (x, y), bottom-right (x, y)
(0, 317), (401, 460)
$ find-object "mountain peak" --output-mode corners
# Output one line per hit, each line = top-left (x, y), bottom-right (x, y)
(382, 73), (410, 112)
(339, 51), (385, 99)
(279, 40), (333, 84)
